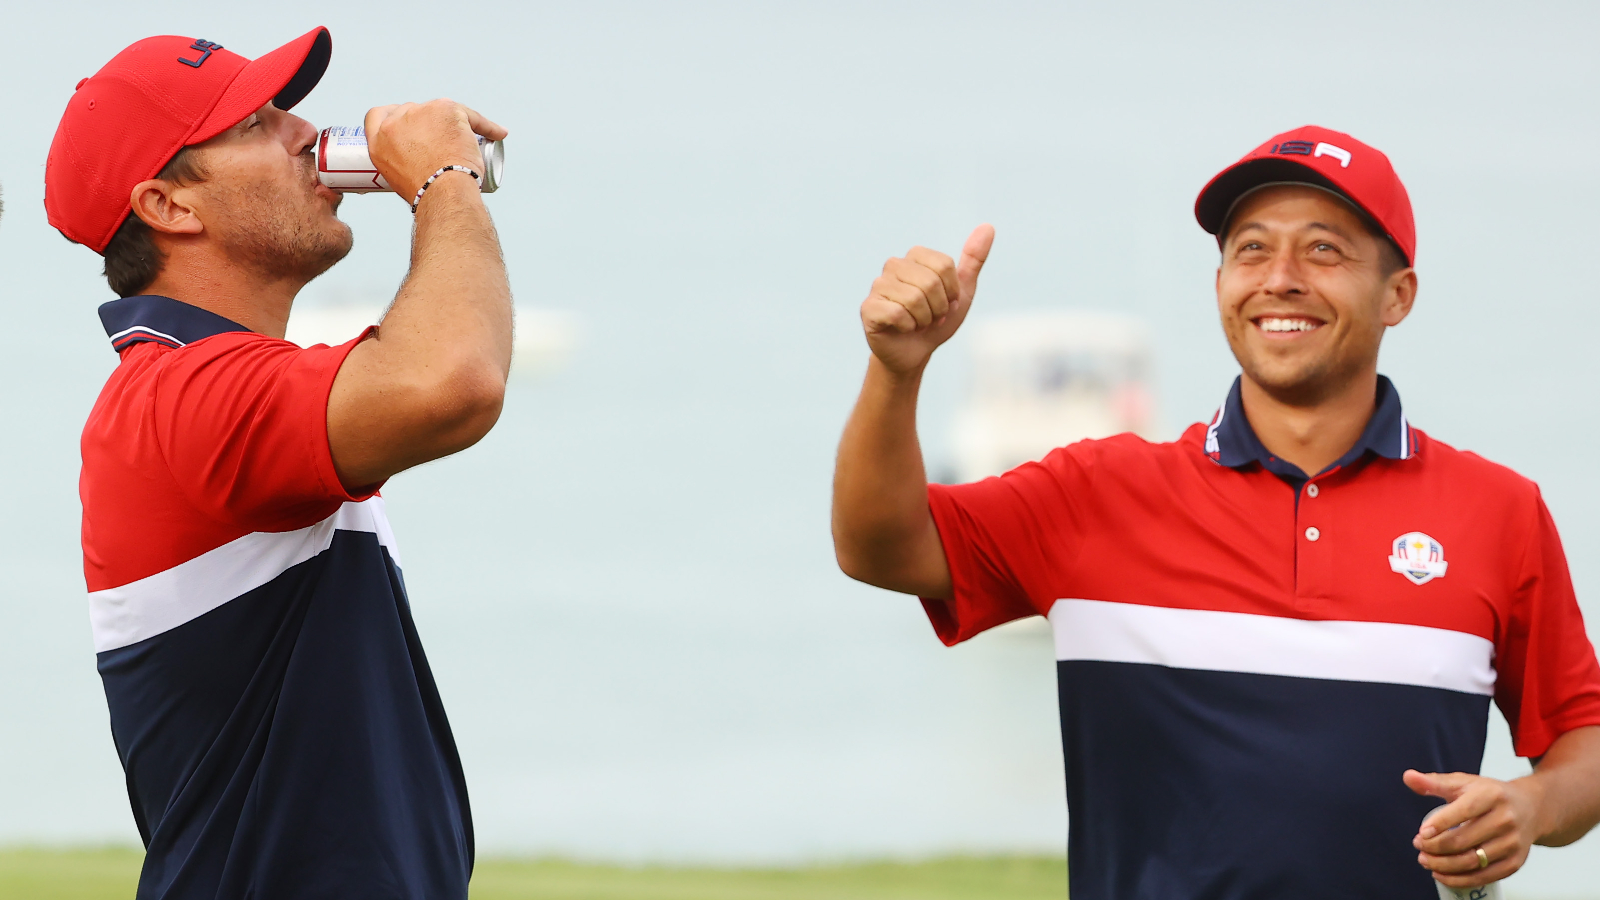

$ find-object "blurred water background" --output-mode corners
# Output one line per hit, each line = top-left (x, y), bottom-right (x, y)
(1, 1), (1597, 896)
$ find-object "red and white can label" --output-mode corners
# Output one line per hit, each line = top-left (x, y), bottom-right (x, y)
(316, 126), (504, 194)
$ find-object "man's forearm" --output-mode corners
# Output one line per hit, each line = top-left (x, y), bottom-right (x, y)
(325, 174), (512, 488)
(831, 356), (950, 597)
(1528, 725), (1600, 846)
(389, 174), (512, 376)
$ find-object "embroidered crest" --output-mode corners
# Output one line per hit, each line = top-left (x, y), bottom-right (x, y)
(1389, 532), (1448, 585)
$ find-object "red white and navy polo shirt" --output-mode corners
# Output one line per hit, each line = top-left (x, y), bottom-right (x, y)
(82, 295), (472, 900)
(925, 375), (1600, 900)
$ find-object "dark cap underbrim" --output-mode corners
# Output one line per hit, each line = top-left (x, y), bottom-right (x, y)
(1195, 157), (1347, 237)
(272, 28), (330, 110)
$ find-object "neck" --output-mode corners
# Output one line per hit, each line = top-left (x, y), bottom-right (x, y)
(1238, 369), (1378, 476)
(139, 246), (303, 339)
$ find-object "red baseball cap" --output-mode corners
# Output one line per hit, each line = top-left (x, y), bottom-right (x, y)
(45, 28), (332, 254)
(1194, 125), (1415, 266)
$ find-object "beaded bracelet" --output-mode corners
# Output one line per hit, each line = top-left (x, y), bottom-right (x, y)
(410, 165), (483, 214)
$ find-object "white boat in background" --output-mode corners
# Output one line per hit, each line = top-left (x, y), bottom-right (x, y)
(951, 310), (1158, 485)
(285, 303), (579, 376)
(951, 310), (1158, 641)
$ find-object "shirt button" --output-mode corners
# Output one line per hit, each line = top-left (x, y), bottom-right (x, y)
(1305, 526), (1321, 542)
(1306, 484), (1319, 498)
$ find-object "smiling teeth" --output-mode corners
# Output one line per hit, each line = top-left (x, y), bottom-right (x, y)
(1259, 318), (1319, 332)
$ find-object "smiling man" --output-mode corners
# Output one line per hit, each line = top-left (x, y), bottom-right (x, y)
(47, 29), (509, 900)
(832, 126), (1600, 898)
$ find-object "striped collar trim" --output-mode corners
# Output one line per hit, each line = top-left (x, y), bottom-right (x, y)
(99, 295), (249, 352)
(1205, 374), (1415, 473)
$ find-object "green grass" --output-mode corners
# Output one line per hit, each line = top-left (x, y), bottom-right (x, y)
(0, 848), (145, 900)
(0, 848), (1068, 900)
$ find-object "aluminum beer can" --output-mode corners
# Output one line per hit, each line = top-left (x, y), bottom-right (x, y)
(316, 126), (504, 194)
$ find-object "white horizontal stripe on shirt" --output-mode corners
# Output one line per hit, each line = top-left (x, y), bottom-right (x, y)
(89, 497), (400, 653)
(1048, 598), (1495, 696)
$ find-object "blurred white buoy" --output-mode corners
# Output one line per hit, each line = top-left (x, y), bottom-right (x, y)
(286, 303), (578, 376)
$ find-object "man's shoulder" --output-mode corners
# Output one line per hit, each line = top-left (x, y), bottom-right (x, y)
(85, 333), (282, 434)
(121, 330), (299, 373)
(98, 331), (294, 379)
(89, 333), (311, 417)
(1044, 425), (1207, 469)
(1409, 428), (1541, 502)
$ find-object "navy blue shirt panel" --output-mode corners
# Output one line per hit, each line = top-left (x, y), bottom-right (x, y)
(97, 526), (472, 899)
(1059, 661), (1487, 900)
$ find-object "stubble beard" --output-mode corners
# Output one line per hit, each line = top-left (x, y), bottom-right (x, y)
(1232, 325), (1378, 409)
(211, 157), (353, 286)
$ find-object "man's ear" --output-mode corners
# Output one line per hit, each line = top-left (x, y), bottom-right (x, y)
(128, 179), (204, 236)
(1381, 268), (1419, 327)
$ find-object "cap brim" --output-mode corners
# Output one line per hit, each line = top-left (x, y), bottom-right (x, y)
(191, 27), (331, 144)
(1194, 157), (1345, 236)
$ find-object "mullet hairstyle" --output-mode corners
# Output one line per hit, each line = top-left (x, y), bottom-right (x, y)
(102, 148), (208, 297)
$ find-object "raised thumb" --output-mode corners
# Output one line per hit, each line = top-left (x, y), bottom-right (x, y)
(957, 223), (995, 301)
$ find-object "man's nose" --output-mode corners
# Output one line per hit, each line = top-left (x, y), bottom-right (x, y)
(1261, 251), (1308, 297)
(285, 114), (319, 157)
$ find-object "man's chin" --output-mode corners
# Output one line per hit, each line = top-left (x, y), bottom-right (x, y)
(266, 226), (354, 285)
(306, 229), (355, 279)
(1240, 356), (1368, 407)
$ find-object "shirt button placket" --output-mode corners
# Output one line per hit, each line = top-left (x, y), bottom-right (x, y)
(1295, 479), (1331, 605)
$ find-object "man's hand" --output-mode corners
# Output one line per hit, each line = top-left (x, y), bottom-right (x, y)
(862, 224), (994, 375)
(364, 99), (508, 202)
(1406, 728), (1600, 890)
(1406, 769), (1544, 889)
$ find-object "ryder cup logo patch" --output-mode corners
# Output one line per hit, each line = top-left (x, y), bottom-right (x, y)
(1389, 532), (1448, 585)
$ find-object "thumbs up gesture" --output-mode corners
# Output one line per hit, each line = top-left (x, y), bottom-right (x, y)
(860, 224), (994, 374)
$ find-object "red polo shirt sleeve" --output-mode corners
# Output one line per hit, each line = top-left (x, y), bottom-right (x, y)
(922, 441), (1099, 645)
(1495, 490), (1600, 759)
(148, 332), (375, 533)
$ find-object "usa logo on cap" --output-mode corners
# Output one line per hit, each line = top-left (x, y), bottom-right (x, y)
(1388, 532), (1448, 586)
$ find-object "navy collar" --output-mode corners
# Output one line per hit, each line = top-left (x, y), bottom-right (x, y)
(99, 295), (249, 352)
(1203, 374), (1414, 483)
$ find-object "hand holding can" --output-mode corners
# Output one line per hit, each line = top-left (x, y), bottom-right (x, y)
(318, 127), (504, 194)
(1420, 807), (1503, 900)
(317, 100), (506, 201)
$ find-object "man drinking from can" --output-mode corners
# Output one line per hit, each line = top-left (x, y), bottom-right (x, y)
(46, 27), (508, 899)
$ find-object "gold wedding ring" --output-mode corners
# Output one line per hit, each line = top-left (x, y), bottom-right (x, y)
(1475, 847), (1490, 869)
